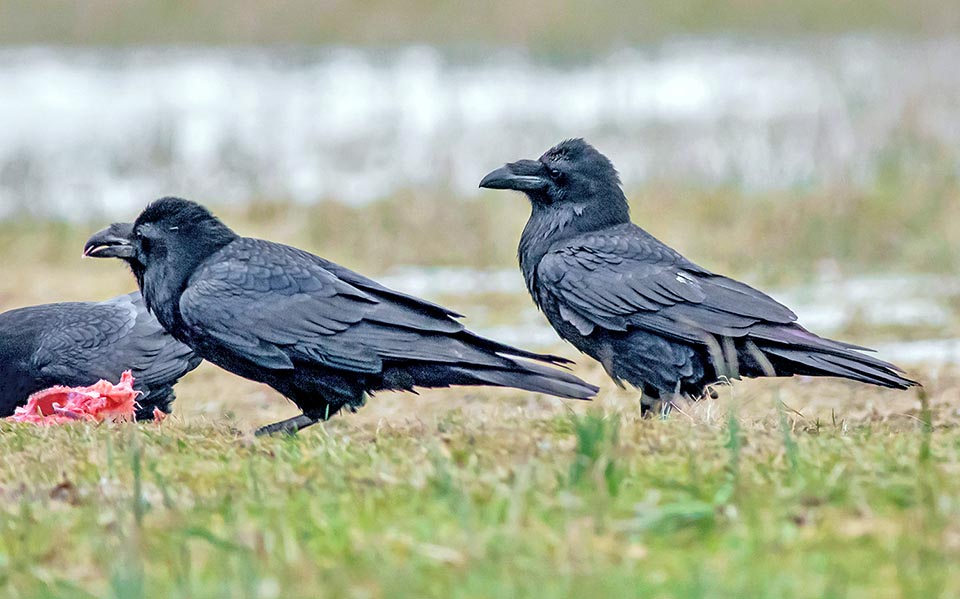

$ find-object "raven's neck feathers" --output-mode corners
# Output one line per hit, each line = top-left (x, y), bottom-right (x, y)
(140, 214), (238, 334)
(123, 259), (146, 291)
(519, 187), (630, 299)
(185, 217), (240, 264)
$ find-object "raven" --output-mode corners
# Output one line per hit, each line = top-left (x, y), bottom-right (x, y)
(480, 138), (918, 412)
(86, 197), (597, 435)
(0, 292), (201, 419)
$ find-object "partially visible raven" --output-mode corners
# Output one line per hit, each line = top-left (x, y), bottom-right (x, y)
(0, 292), (201, 419)
(480, 138), (918, 412)
(86, 197), (597, 435)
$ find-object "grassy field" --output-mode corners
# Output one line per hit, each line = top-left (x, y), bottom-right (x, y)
(0, 181), (957, 597)
(0, 370), (956, 598)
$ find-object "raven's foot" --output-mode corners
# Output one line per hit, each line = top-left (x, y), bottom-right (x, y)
(639, 390), (659, 418)
(255, 414), (319, 436)
(658, 398), (675, 419)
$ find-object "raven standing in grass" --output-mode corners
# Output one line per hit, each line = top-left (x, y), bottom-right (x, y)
(86, 197), (597, 435)
(0, 292), (200, 419)
(480, 139), (918, 412)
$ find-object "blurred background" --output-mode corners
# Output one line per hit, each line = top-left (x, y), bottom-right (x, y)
(1, 0), (958, 397)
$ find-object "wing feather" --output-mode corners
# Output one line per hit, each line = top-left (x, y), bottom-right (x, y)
(178, 239), (504, 376)
(537, 224), (797, 342)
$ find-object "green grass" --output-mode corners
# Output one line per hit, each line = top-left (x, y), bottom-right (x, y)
(0, 375), (956, 598)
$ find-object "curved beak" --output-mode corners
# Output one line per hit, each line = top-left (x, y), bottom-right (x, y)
(83, 223), (135, 259)
(479, 159), (549, 192)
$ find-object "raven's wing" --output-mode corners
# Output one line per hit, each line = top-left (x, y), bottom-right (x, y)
(178, 238), (523, 375)
(31, 302), (132, 384)
(537, 224), (804, 344)
(33, 293), (199, 388)
(317, 259), (463, 319)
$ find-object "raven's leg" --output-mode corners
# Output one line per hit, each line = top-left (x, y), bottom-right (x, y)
(255, 414), (319, 436)
(659, 398), (675, 418)
(639, 388), (659, 418)
(657, 381), (684, 419)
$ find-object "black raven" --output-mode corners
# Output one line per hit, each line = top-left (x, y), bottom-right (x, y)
(0, 292), (201, 419)
(480, 138), (918, 412)
(86, 197), (597, 435)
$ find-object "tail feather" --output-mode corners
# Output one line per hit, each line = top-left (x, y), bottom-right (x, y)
(451, 358), (598, 400)
(462, 332), (576, 366)
(750, 323), (874, 354)
(737, 322), (919, 390)
(761, 345), (918, 390)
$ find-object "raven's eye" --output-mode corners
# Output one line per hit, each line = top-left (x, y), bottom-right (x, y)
(549, 168), (562, 180)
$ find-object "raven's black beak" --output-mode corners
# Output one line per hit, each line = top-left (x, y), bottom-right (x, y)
(83, 223), (136, 259)
(479, 160), (549, 192)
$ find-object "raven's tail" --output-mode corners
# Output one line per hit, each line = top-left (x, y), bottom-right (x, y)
(450, 357), (599, 400)
(467, 335), (577, 366)
(388, 358), (598, 400)
(745, 325), (919, 389)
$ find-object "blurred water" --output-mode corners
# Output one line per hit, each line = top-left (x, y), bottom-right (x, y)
(1, 37), (959, 219)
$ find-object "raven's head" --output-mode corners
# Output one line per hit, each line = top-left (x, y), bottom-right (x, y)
(479, 138), (630, 231)
(86, 197), (239, 300)
(130, 197), (239, 270)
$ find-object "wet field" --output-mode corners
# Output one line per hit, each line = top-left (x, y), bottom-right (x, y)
(2, 37), (960, 218)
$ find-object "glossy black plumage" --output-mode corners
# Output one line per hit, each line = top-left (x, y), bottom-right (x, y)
(0, 292), (201, 419)
(90, 198), (597, 434)
(480, 138), (918, 411)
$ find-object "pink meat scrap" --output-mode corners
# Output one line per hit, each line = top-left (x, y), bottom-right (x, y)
(9, 371), (140, 424)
